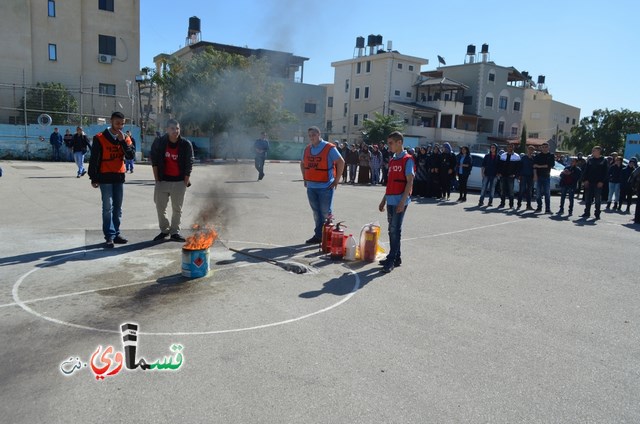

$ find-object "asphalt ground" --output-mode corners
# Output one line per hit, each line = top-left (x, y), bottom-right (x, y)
(1, 159), (639, 424)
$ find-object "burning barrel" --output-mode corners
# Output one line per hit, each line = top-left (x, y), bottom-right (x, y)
(181, 225), (218, 278)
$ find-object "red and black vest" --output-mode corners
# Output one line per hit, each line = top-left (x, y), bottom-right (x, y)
(385, 154), (413, 195)
(96, 132), (130, 174)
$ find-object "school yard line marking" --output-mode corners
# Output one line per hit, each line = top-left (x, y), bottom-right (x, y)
(10, 241), (360, 336)
(401, 219), (521, 243)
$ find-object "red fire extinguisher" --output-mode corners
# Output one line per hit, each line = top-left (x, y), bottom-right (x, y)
(360, 223), (380, 262)
(330, 222), (347, 260)
(321, 214), (334, 253)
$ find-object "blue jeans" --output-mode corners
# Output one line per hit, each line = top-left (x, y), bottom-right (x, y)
(306, 187), (334, 239)
(518, 175), (533, 205)
(479, 176), (496, 203)
(536, 178), (551, 210)
(559, 186), (575, 212)
(500, 176), (515, 205)
(584, 184), (603, 215)
(348, 164), (357, 182)
(99, 183), (124, 241)
(385, 204), (406, 263)
(74, 152), (85, 175)
(607, 182), (620, 203)
(254, 155), (265, 176)
(125, 158), (135, 172)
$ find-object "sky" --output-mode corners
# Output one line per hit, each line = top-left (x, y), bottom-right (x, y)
(141, 0), (639, 118)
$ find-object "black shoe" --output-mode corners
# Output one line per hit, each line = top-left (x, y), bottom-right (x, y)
(487, 201), (493, 207)
(154, 232), (169, 241)
(258, 172), (264, 180)
(526, 204), (534, 211)
(580, 212), (590, 218)
(113, 235), (128, 244)
(594, 213), (600, 220)
(478, 201), (484, 207)
(81, 170), (86, 176)
(498, 202), (505, 208)
(534, 207), (542, 213)
(557, 209), (564, 215)
(171, 233), (186, 242)
(381, 264), (394, 273)
(516, 202), (522, 210)
(378, 257), (402, 267)
(105, 239), (114, 248)
(305, 236), (321, 244)
(545, 209), (552, 214)
(76, 175), (80, 178)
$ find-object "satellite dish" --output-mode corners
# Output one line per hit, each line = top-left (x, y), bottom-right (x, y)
(37, 114), (52, 126)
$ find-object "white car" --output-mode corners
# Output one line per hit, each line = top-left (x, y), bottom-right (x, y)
(466, 153), (562, 193)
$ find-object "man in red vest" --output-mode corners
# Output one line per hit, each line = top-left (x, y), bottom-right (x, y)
(88, 112), (135, 248)
(378, 131), (414, 273)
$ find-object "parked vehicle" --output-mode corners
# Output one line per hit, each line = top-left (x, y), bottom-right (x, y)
(466, 153), (562, 193)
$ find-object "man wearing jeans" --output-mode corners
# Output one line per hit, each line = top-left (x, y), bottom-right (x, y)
(378, 131), (414, 273)
(88, 112), (135, 248)
(478, 143), (499, 207)
(150, 119), (194, 242)
(300, 126), (345, 244)
(533, 142), (555, 214)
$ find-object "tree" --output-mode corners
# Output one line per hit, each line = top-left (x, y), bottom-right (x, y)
(519, 123), (527, 153)
(568, 108), (640, 155)
(21, 82), (79, 125)
(158, 48), (293, 135)
(361, 112), (405, 145)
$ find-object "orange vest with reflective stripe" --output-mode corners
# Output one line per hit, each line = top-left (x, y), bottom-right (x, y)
(303, 143), (334, 183)
(96, 132), (128, 174)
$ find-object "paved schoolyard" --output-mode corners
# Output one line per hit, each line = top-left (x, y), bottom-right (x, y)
(1, 159), (638, 423)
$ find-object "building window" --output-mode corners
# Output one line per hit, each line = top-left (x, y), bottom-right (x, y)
(485, 96), (493, 107)
(364, 86), (369, 99)
(464, 96), (472, 105)
(343, 103), (348, 117)
(304, 103), (317, 114)
(48, 0), (56, 17)
(48, 44), (57, 61)
(566, 116), (570, 124)
(98, 34), (116, 56)
(397, 63), (403, 70)
(498, 121), (505, 135)
(354, 87), (360, 100)
(488, 72), (495, 82)
(345, 79), (349, 93)
(511, 126), (519, 136)
(99, 83), (116, 96)
(353, 114), (359, 126)
(327, 97), (333, 108)
(366, 61), (371, 72)
(406, 92), (412, 98)
(394, 90), (400, 96)
(342, 126), (346, 133)
(363, 114), (368, 121)
(572, 118), (576, 125)
(408, 65), (414, 71)
(513, 101), (521, 111)
(529, 132), (539, 138)
(356, 62), (361, 74)
(99, 0), (114, 12)
(326, 120), (332, 132)
(499, 96), (508, 110)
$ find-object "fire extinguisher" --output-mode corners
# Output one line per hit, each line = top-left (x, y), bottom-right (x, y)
(360, 223), (380, 262)
(330, 222), (347, 260)
(321, 214), (334, 253)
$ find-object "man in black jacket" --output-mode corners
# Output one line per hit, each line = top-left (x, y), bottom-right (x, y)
(580, 146), (609, 220)
(150, 119), (194, 242)
(497, 143), (521, 209)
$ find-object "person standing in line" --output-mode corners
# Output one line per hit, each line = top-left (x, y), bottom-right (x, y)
(456, 146), (472, 202)
(606, 156), (623, 211)
(380, 142), (390, 186)
(150, 119), (194, 242)
(517, 146), (536, 210)
(575, 152), (587, 199)
(345, 143), (359, 184)
(72, 126), (91, 178)
(88, 112), (135, 248)
(478, 143), (500, 207)
(125, 130), (136, 173)
(497, 143), (521, 209)
(300, 126), (345, 244)
(439, 142), (456, 201)
(254, 132), (269, 181)
(50, 127), (63, 161)
(620, 158), (637, 213)
(580, 146), (609, 220)
(370, 144), (383, 185)
(533, 142), (555, 214)
(357, 143), (371, 185)
(378, 131), (414, 273)
(63, 129), (74, 162)
(558, 157), (580, 216)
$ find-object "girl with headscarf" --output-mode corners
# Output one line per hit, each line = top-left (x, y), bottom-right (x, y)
(439, 142), (456, 200)
(357, 143), (371, 185)
(414, 146), (429, 197)
(429, 144), (442, 198)
(456, 146), (472, 202)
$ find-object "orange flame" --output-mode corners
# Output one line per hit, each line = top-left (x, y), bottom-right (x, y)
(183, 224), (218, 251)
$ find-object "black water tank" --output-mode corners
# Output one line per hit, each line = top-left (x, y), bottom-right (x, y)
(189, 16), (201, 33)
(481, 43), (489, 54)
(537, 75), (545, 84)
(356, 36), (365, 48)
(367, 34), (376, 47)
(522, 71), (529, 79)
(467, 44), (476, 55)
(376, 34), (383, 46)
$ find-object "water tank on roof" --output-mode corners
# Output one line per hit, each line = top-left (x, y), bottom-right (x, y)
(481, 43), (489, 54)
(356, 36), (365, 48)
(537, 75), (545, 84)
(375, 35), (383, 46)
(367, 34), (376, 47)
(467, 44), (476, 55)
(188, 16), (201, 33)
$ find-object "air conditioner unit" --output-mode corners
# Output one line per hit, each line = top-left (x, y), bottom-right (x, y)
(98, 54), (113, 64)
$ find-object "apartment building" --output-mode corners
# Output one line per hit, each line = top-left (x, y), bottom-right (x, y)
(1, 0), (140, 124)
